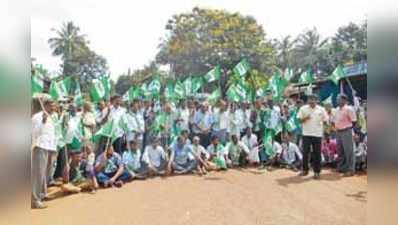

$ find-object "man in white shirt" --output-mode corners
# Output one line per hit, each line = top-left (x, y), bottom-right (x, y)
(297, 94), (329, 179)
(31, 99), (57, 209)
(142, 137), (168, 176)
(126, 100), (145, 152)
(278, 133), (303, 171)
(109, 95), (127, 154)
(212, 101), (229, 144)
(241, 128), (260, 164)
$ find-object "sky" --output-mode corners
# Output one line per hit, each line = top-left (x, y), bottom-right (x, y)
(31, 0), (368, 81)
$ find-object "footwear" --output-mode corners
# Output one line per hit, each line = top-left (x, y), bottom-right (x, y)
(299, 171), (309, 176)
(32, 201), (47, 209)
(313, 173), (320, 180)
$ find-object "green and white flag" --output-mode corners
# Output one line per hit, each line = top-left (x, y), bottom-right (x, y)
(100, 75), (111, 100)
(90, 79), (106, 103)
(140, 83), (150, 98)
(204, 66), (221, 83)
(93, 119), (117, 143)
(123, 86), (139, 103)
(152, 112), (167, 133)
(191, 76), (203, 93)
(207, 88), (221, 105)
(329, 65), (345, 85)
(262, 129), (275, 156)
(31, 72), (45, 96)
(233, 58), (250, 77)
(148, 77), (161, 97)
(269, 73), (286, 102)
(284, 68), (294, 81)
(183, 77), (192, 96)
(286, 111), (300, 132)
(298, 70), (313, 84)
(226, 85), (241, 102)
(174, 80), (185, 99)
(235, 82), (247, 101)
(49, 77), (72, 101)
(164, 81), (175, 101)
(74, 81), (83, 106)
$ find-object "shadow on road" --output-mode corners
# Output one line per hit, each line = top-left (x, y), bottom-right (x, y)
(346, 191), (367, 202)
(275, 172), (342, 187)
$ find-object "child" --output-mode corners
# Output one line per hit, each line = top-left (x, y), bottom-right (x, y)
(354, 134), (367, 172)
(321, 133), (338, 167)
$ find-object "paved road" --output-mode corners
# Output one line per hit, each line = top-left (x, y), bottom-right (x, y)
(31, 168), (367, 225)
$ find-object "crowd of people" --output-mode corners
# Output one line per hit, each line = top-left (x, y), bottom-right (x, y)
(31, 93), (367, 209)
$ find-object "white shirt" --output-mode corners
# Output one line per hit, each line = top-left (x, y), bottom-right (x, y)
(281, 142), (302, 164)
(297, 105), (329, 137)
(213, 108), (229, 131)
(177, 108), (190, 131)
(32, 111), (57, 151)
(241, 134), (258, 150)
(142, 145), (167, 168)
(110, 106), (127, 138)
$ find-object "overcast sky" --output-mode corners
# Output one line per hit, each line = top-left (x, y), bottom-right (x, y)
(31, 0), (368, 80)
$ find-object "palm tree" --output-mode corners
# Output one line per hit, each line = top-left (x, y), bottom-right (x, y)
(275, 35), (297, 70)
(48, 21), (88, 75)
(294, 27), (328, 73)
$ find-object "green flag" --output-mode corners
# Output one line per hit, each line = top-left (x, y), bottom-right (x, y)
(100, 75), (111, 100)
(49, 77), (72, 101)
(233, 58), (250, 77)
(226, 85), (241, 102)
(140, 83), (150, 99)
(298, 70), (313, 84)
(284, 68), (294, 81)
(204, 66), (221, 83)
(286, 111), (301, 132)
(31, 71), (44, 96)
(174, 80), (185, 99)
(89, 79), (106, 103)
(93, 119), (117, 143)
(207, 88), (221, 105)
(269, 73), (287, 102)
(152, 112), (167, 133)
(123, 86), (136, 103)
(148, 77), (161, 97)
(191, 76), (203, 93)
(74, 81), (83, 107)
(262, 129), (275, 156)
(329, 65), (345, 85)
(235, 82), (248, 101)
(164, 81), (176, 101)
(183, 77), (192, 96)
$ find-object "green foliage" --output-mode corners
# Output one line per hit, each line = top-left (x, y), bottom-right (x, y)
(48, 21), (109, 91)
(156, 7), (276, 92)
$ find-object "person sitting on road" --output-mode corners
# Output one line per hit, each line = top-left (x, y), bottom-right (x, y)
(224, 134), (250, 168)
(241, 127), (260, 166)
(278, 133), (302, 171)
(142, 136), (168, 176)
(122, 139), (148, 180)
(95, 145), (130, 188)
(191, 136), (215, 174)
(206, 135), (228, 170)
(167, 135), (196, 175)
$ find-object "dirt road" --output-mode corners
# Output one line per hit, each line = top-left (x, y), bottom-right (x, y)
(31, 168), (367, 225)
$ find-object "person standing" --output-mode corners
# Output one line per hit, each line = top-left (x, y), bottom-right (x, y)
(109, 95), (127, 155)
(334, 94), (357, 177)
(297, 94), (329, 179)
(31, 99), (57, 209)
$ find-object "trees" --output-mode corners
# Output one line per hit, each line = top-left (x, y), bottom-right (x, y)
(274, 35), (297, 70)
(156, 7), (275, 91)
(48, 21), (109, 90)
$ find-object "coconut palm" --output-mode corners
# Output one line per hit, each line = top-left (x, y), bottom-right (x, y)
(294, 27), (329, 71)
(48, 21), (88, 75)
(275, 35), (297, 70)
